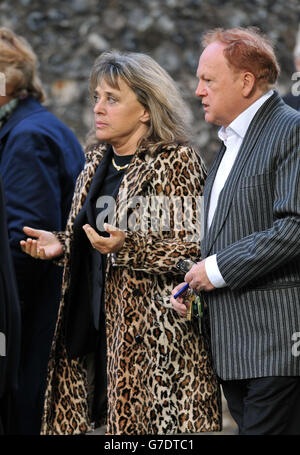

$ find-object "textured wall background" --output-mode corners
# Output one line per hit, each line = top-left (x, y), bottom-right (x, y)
(1, 0), (299, 165)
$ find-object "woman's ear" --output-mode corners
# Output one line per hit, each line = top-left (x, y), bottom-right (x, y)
(140, 108), (150, 123)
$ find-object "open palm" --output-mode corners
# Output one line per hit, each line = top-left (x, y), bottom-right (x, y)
(20, 226), (64, 259)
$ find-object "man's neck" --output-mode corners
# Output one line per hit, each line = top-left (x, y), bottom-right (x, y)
(223, 89), (270, 129)
(225, 90), (274, 131)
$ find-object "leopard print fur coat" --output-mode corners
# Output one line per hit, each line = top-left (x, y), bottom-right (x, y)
(40, 142), (222, 435)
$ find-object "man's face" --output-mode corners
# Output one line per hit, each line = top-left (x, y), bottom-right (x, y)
(195, 42), (245, 127)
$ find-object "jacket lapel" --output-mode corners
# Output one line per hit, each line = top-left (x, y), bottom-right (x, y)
(114, 150), (157, 229)
(202, 142), (226, 255)
(85, 147), (113, 228)
(71, 145), (107, 236)
(205, 92), (281, 256)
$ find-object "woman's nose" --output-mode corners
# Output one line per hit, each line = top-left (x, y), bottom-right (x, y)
(94, 99), (105, 114)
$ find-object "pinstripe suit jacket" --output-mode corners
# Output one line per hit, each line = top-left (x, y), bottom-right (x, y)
(202, 92), (300, 380)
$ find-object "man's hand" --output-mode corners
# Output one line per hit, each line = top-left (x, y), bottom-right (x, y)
(83, 223), (125, 254)
(185, 259), (215, 291)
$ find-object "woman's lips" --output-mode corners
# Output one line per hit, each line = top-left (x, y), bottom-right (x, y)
(96, 120), (108, 127)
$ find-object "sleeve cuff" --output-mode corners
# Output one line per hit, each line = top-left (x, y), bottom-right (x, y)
(205, 254), (227, 288)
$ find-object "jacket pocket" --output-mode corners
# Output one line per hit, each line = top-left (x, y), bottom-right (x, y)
(239, 172), (273, 188)
(250, 281), (300, 291)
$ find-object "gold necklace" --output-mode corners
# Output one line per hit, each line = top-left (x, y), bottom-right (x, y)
(112, 157), (130, 171)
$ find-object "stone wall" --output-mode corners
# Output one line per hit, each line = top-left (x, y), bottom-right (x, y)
(1, 0), (299, 165)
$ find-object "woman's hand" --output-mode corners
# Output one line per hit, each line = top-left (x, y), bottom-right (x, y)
(20, 226), (64, 260)
(83, 223), (125, 254)
(170, 282), (191, 318)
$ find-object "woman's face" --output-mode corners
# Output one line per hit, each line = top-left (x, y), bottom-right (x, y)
(93, 77), (149, 152)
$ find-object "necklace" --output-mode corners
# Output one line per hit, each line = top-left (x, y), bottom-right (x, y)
(112, 157), (130, 171)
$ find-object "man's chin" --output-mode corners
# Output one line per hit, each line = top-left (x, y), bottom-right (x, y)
(204, 112), (213, 124)
(204, 113), (223, 126)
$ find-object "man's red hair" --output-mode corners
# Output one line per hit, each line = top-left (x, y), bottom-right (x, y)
(202, 27), (280, 90)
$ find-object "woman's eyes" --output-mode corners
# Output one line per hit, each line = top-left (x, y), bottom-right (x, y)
(93, 95), (117, 104)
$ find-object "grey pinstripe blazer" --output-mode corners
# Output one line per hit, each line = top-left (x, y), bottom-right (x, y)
(202, 92), (300, 380)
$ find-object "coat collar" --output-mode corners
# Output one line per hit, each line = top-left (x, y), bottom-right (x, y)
(116, 142), (180, 198)
(113, 143), (180, 229)
(0, 96), (44, 143)
(80, 142), (180, 231)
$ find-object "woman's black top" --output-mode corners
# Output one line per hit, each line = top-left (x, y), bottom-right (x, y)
(93, 151), (133, 233)
(90, 151), (133, 321)
(65, 149), (134, 359)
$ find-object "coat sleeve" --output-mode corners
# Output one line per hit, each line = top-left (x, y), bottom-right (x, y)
(1, 128), (80, 269)
(112, 146), (206, 274)
(51, 231), (67, 267)
(216, 122), (300, 289)
(2, 130), (60, 251)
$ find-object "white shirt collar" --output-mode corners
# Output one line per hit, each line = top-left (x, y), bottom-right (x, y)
(218, 90), (274, 144)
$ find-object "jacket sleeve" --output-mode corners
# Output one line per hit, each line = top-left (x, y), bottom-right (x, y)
(216, 123), (300, 289)
(1, 128), (80, 269)
(51, 231), (67, 267)
(112, 146), (206, 274)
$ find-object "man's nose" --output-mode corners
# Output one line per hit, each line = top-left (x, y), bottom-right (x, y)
(195, 80), (206, 98)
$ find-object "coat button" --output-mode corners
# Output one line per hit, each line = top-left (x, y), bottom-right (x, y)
(135, 335), (144, 344)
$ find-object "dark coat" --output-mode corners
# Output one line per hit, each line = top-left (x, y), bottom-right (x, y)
(0, 96), (85, 434)
(283, 92), (300, 111)
(0, 175), (20, 433)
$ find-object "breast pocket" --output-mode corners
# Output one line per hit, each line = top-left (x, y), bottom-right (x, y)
(239, 172), (274, 189)
(233, 172), (275, 234)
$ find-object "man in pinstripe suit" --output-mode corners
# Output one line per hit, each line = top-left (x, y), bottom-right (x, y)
(172, 27), (300, 434)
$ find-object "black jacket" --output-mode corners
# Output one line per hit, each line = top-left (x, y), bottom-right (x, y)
(0, 175), (20, 399)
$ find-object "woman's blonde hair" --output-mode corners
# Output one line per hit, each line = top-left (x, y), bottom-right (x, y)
(0, 27), (45, 102)
(89, 50), (191, 153)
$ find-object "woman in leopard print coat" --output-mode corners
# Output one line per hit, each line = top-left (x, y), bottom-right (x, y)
(21, 51), (221, 435)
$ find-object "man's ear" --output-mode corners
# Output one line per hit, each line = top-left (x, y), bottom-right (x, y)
(242, 72), (256, 97)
